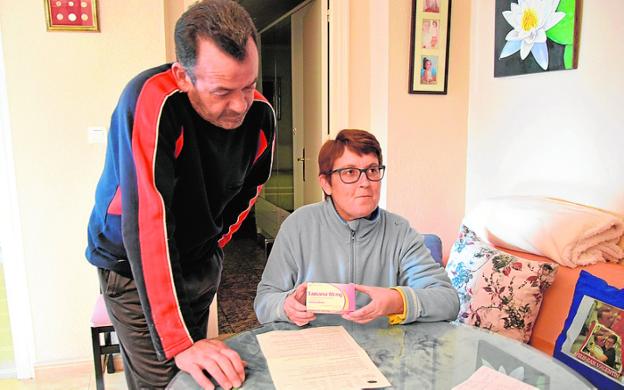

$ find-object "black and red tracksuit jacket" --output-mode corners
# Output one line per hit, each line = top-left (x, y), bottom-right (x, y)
(86, 64), (275, 359)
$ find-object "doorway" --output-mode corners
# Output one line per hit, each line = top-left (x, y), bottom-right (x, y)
(255, 0), (328, 239)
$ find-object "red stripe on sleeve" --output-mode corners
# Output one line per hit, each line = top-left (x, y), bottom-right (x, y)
(131, 69), (192, 358)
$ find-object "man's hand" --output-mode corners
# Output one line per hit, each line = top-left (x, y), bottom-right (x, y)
(174, 339), (245, 390)
(342, 285), (403, 324)
(284, 282), (316, 326)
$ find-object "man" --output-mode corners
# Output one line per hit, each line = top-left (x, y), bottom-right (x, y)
(85, 1), (275, 389)
(254, 129), (458, 326)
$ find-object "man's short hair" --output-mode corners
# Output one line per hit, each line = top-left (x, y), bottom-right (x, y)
(318, 129), (383, 179)
(175, 0), (258, 83)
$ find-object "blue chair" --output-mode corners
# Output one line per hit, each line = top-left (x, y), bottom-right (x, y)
(422, 233), (443, 265)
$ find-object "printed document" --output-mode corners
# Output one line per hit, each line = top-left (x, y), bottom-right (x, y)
(256, 326), (391, 390)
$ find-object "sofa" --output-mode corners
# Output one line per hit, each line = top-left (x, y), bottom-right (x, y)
(443, 196), (624, 388)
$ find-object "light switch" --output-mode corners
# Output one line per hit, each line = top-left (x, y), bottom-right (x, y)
(87, 126), (106, 144)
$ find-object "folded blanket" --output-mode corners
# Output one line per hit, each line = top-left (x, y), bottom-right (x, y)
(463, 196), (624, 268)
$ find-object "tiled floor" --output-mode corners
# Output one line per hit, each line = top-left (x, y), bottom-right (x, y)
(0, 237), (266, 388)
(0, 361), (127, 390)
(218, 236), (268, 334)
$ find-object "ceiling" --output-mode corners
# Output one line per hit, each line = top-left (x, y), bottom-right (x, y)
(238, 0), (306, 32)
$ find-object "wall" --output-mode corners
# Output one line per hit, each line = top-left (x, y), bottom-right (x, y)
(165, 0), (185, 62)
(384, 0), (470, 257)
(0, 0), (165, 365)
(346, 0), (470, 257)
(347, 0), (371, 130)
(467, 0), (624, 215)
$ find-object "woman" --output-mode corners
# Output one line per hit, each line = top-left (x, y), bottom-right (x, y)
(254, 129), (459, 326)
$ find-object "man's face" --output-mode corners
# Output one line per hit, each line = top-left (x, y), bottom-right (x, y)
(174, 37), (258, 129)
(319, 148), (382, 221)
(606, 337), (617, 349)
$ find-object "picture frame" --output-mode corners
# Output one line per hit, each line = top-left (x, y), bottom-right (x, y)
(408, 0), (452, 94)
(494, 0), (581, 77)
(44, 0), (99, 32)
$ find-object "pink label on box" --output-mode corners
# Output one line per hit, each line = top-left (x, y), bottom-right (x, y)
(306, 282), (355, 313)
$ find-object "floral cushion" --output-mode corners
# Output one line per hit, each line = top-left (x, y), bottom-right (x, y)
(446, 225), (500, 313)
(447, 225), (558, 343)
(461, 255), (558, 342)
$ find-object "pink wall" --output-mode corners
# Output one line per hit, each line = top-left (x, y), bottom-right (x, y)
(386, 0), (471, 260)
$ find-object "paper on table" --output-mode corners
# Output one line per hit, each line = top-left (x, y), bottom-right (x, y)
(452, 366), (537, 390)
(255, 326), (391, 390)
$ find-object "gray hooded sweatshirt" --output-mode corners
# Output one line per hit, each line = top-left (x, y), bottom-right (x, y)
(254, 198), (459, 324)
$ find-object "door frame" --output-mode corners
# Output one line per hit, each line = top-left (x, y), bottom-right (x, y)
(328, 0), (349, 136)
(286, 0), (350, 208)
(0, 25), (35, 379)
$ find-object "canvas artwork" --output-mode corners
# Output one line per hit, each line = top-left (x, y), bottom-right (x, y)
(494, 0), (580, 77)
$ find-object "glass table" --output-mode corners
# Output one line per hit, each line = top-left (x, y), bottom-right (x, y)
(167, 316), (593, 389)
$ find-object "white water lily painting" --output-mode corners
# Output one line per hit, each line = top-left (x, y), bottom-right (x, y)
(494, 0), (580, 77)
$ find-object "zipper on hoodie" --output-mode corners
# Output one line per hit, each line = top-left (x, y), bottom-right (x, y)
(350, 229), (356, 282)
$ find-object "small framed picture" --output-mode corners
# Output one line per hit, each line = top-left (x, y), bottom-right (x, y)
(409, 0), (451, 94)
(44, 0), (99, 32)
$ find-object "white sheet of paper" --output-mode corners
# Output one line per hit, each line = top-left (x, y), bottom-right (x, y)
(255, 326), (391, 390)
(452, 366), (538, 390)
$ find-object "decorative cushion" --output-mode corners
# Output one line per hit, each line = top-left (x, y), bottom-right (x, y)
(460, 255), (557, 342)
(447, 225), (558, 343)
(554, 271), (624, 389)
(446, 225), (499, 313)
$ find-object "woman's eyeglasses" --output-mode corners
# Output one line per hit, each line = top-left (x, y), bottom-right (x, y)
(323, 165), (386, 184)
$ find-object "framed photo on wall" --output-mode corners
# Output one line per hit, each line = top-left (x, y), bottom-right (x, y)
(44, 0), (99, 32)
(408, 0), (452, 94)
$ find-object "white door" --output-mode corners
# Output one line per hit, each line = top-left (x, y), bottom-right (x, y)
(291, 0), (328, 208)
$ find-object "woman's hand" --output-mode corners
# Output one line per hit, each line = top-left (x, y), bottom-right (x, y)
(283, 283), (316, 326)
(342, 285), (403, 324)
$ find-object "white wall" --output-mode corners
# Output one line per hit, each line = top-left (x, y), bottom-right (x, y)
(0, 0), (166, 365)
(467, 0), (624, 215)
(347, 0), (470, 258)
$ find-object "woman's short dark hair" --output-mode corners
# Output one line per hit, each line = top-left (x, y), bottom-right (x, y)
(318, 129), (383, 180)
(175, 0), (258, 83)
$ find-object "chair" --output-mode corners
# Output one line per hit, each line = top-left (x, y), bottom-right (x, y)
(422, 233), (443, 265)
(90, 294), (121, 390)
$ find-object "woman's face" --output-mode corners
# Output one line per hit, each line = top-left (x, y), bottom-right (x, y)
(319, 149), (382, 221)
(425, 60), (432, 70)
